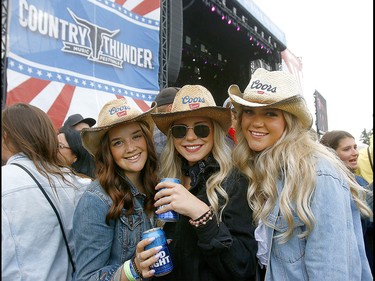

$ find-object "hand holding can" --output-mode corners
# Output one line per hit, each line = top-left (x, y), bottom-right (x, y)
(156, 178), (180, 222)
(142, 227), (173, 276)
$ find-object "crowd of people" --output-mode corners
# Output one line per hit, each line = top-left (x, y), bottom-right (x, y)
(2, 68), (373, 281)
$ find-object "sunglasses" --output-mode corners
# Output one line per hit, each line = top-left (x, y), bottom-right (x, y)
(170, 124), (210, 139)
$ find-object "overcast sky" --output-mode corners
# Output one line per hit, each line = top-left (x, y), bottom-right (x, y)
(252, 0), (373, 142)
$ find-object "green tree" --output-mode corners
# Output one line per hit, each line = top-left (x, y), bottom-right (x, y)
(359, 128), (373, 145)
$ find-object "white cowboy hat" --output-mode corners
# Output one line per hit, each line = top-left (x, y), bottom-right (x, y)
(228, 68), (313, 129)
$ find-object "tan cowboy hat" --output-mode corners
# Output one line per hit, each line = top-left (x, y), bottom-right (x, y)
(151, 85), (231, 135)
(81, 98), (155, 156)
(228, 68), (313, 129)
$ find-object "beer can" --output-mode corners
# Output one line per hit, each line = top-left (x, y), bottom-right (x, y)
(156, 178), (180, 222)
(142, 227), (173, 276)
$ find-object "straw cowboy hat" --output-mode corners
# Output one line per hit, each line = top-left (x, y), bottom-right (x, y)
(228, 68), (313, 129)
(151, 85), (231, 135)
(81, 98), (155, 156)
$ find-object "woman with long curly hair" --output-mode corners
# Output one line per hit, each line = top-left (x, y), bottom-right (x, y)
(73, 98), (159, 281)
(229, 68), (373, 280)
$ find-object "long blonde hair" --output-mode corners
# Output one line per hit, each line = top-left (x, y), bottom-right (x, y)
(233, 109), (372, 242)
(159, 121), (232, 220)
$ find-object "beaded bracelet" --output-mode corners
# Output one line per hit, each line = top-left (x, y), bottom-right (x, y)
(189, 206), (214, 227)
(131, 256), (143, 280)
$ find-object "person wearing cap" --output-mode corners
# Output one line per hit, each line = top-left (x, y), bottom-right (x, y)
(136, 85), (258, 280)
(72, 98), (159, 281)
(63, 113), (96, 131)
(57, 126), (96, 179)
(229, 68), (373, 280)
(151, 87), (180, 159)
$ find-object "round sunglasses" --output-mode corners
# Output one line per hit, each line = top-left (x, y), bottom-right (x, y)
(170, 124), (210, 139)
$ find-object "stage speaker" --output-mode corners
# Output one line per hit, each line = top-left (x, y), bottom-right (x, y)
(168, 0), (183, 83)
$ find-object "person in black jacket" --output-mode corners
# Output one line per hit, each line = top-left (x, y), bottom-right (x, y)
(132, 85), (258, 281)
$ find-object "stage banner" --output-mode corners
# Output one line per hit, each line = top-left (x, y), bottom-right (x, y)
(314, 90), (328, 135)
(6, 0), (160, 129)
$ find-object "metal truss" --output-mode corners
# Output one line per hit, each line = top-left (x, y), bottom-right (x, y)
(1, 0), (8, 109)
(159, 0), (168, 89)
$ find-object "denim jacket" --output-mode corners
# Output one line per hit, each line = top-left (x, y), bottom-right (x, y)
(72, 179), (156, 281)
(2, 153), (90, 281)
(264, 158), (372, 281)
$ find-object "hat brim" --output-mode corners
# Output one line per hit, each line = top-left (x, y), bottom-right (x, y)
(152, 107), (231, 135)
(81, 108), (155, 156)
(228, 85), (312, 129)
(75, 117), (96, 127)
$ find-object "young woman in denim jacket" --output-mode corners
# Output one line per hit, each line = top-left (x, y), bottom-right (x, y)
(132, 85), (258, 281)
(2, 103), (91, 281)
(320, 130), (373, 275)
(229, 68), (373, 281)
(73, 98), (159, 281)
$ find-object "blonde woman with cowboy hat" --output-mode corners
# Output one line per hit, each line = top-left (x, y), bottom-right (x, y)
(72, 98), (160, 281)
(134, 85), (258, 281)
(229, 68), (373, 281)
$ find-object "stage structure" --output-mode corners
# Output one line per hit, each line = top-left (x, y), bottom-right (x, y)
(1, 0), (288, 126)
(314, 90), (329, 137)
(1, 0), (8, 109)
(170, 0), (287, 104)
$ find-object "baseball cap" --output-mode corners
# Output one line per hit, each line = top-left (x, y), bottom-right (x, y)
(151, 87), (180, 107)
(64, 114), (96, 128)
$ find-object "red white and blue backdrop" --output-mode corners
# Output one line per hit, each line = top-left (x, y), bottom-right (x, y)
(6, 0), (160, 129)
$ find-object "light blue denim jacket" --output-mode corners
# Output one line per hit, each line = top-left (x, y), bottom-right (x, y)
(264, 158), (372, 281)
(2, 153), (90, 281)
(72, 179), (156, 281)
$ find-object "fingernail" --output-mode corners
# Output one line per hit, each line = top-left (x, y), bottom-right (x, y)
(154, 245), (162, 252)
(150, 269), (155, 275)
(148, 237), (155, 242)
(154, 252), (162, 259)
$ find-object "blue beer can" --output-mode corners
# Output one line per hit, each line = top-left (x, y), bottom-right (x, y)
(142, 227), (173, 276)
(156, 178), (180, 222)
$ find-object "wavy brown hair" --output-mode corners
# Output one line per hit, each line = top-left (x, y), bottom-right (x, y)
(94, 121), (158, 224)
(2, 103), (75, 189)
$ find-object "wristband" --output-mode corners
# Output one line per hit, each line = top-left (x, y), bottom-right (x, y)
(123, 260), (137, 281)
(131, 256), (143, 279)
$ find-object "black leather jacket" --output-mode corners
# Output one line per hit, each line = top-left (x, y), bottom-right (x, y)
(157, 157), (257, 281)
